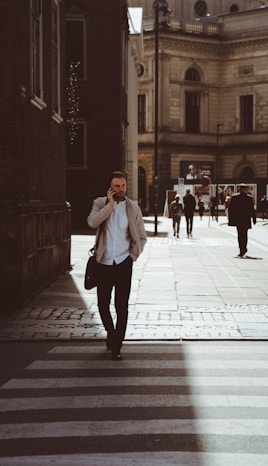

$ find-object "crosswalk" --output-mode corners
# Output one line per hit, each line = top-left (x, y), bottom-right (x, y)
(0, 342), (268, 465)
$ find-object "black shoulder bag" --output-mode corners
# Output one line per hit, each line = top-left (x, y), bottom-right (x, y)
(84, 246), (98, 290)
(85, 199), (107, 290)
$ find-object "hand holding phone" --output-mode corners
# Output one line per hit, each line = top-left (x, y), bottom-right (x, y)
(107, 188), (116, 204)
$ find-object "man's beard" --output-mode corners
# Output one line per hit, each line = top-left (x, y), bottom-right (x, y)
(113, 193), (125, 202)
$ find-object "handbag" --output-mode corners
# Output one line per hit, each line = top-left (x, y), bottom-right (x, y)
(84, 247), (98, 290)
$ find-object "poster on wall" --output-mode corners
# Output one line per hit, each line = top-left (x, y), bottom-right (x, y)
(236, 184), (257, 207)
(217, 185), (235, 205)
(164, 190), (177, 217)
(180, 161), (215, 180)
(193, 184), (236, 210)
(194, 185), (211, 210)
(194, 184), (211, 197)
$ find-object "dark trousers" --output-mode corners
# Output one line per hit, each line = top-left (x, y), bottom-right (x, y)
(172, 217), (181, 234)
(185, 214), (194, 235)
(236, 226), (248, 256)
(97, 256), (133, 352)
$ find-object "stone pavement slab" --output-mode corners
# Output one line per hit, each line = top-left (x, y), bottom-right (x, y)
(0, 215), (267, 341)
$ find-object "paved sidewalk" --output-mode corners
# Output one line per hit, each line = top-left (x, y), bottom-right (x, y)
(0, 215), (267, 341)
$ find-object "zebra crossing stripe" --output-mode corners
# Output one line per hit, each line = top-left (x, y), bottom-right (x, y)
(0, 394), (268, 411)
(0, 342), (268, 464)
(2, 375), (268, 389)
(24, 359), (268, 370)
(1, 419), (268, 439)
(48, 344), (268, 354)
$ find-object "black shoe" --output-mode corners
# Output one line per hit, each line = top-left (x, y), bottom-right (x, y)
(106, 332), (114, 350)
(111, 352), (122, 361)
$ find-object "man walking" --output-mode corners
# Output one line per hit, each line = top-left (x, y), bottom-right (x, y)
(183, 189), (196, 237)
(87, 171), (147, 360)
(228, 183), (256, 258)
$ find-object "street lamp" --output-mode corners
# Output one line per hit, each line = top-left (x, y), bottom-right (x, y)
(215, 123), (223, 221)
(153, 0), (171, 235)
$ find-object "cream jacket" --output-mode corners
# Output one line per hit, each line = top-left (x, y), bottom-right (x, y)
(87, 196), (147, 262)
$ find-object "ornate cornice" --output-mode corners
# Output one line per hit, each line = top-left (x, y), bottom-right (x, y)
(144, 32), (268, 57)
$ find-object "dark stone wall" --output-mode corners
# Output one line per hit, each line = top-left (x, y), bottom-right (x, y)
(0, 1), (71, 312)
(0, 201), (71, 312)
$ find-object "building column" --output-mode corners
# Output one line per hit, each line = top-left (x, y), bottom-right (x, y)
(159, 53), (170, 129)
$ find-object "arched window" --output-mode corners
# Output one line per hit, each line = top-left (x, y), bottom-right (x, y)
(194, 1), (207, 17)
(241, 166), (254, 181)
(230, 4), (239, 13)
(185, 68), (200, 82)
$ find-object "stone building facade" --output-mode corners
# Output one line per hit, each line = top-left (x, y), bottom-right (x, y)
(129, 0), (268, 213)
(0, 0), (71, 311)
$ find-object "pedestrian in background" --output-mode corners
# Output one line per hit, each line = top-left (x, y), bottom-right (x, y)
(170, 194), (183, 238)
(224, 195), (231, 216)
(183, 189), (196, 238)
(87, 171), (147, 360)
(228, 183), (256, 258)
(198, 196), (205, 220)
(260, 195), (268, 220)
(209, 195), (216, 220)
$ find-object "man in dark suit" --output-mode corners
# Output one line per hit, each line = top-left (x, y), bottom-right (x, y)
(183, 189), (196, 238)
(228, 184), (256, 257)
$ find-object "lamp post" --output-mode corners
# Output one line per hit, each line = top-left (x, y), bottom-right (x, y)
(153, 0), (171, 235)
(215, 123), (223, 221)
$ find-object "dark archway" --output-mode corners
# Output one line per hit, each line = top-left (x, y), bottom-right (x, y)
(241, 166), (254, 181)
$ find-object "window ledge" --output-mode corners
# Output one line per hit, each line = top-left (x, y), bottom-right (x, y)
(52, 112), (64, 124)
(30, 96), (47, 110)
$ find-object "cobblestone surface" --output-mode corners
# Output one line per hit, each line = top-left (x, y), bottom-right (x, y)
(0, 216), (267, 341)
(1, 304), (267, 340)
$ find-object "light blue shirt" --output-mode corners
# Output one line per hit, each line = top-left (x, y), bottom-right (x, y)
(101, 200), (130, 265)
